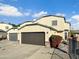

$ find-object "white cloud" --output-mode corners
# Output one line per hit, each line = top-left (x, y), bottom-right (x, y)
(71, 22), (79, 30)
(69, 15), (79, 30)
(71, 15), (79, 21)
(23, 12), (30, 16)
(23, 9), (32, 16)
(32, 11), (48, 18)
(0, 3), (23, 16)
(55, 13), (66, 17)
(66, 19), (72, 22)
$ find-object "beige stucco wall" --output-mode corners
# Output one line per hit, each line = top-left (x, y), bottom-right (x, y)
(35, 16), (70, 40)
(8, 29), (18, 33)
(56, 32), (65, 40)
(18, 25), (57, 43)
(0, 23), (12, 31)
(35, 16), (69, 31)
(64, 23), (70, 30)
(18, 25), (66, 45)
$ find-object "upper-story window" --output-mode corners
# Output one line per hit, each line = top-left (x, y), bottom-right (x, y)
(52, 20), (57, 26)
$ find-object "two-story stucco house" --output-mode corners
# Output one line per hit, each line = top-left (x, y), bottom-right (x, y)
(13, 15), (70, 46)
(0, 22), (13, 39)
(0, 22), (13, 31)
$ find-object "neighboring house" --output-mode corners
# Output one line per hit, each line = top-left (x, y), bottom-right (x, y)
(0, 22), (13, 39)
(0, 22), (13, 31)
(0, 29), (7, 40)
(16, 15), (70, 46)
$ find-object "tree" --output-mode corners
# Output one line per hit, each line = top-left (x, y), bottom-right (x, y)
(8, 23), (20, 28)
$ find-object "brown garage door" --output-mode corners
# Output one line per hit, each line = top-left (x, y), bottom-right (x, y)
(21, 32), (45, 46)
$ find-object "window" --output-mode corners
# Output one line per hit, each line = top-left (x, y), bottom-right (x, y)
(52, 20), (57, 26)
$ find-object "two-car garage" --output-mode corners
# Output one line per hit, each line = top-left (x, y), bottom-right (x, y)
(8, 23), (56, 46)
(21, 32), (45, 46)
(8, 32), (45, 46)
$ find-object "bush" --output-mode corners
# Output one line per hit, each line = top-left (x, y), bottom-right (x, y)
(49, 35), (62, 48)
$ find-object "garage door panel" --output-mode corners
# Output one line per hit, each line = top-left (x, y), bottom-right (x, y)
(21, 32), (45, 45)
(9, 33), (17, 41)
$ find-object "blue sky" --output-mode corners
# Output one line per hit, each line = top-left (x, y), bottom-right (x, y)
(0, 0), (79, 29)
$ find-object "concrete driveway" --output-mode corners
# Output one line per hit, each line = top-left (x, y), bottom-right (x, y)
(0, 40), (42, 59)
(0, 40), (70, 59)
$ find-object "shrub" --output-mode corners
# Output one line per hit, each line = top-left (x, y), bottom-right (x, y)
(49, 35), (62, 48)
